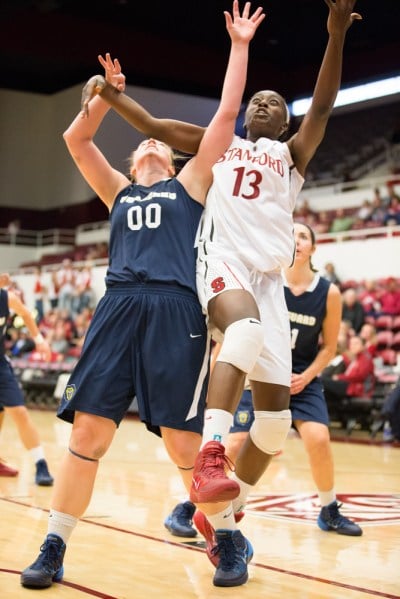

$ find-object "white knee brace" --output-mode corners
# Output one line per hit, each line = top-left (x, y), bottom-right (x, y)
(216, 318), (264, 374)
(249, 409), (292, 455)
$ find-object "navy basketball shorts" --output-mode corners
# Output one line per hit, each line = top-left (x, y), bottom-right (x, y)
(230, 389), (254, 434)
(0, 356), (25, 407)
(290, 377), (330, 426)
(58, 284), (210, 436)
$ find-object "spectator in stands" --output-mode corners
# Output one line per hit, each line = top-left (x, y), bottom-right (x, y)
(0, 273), (54, 485)
(7, 219), (20, 244)
(294, 198), (316, 224)
(355, 199), (373, 222)
(337, 319), (353, 353)
(314, 210), (331, 234)
(56, 259), (77, 314)
(323, 262), (341, 285)
(341, 288), (365, 333)
(329, 207), (354, 233)
(359, 322), (378, 358)
(359, 279), (382, 317)
(46, 320), (71, 361)
(379, 277), (400, 316)
(369, 188), (387, 225)
(33, 266), (46, 323)
(48, 270), (60, 309)
(321, 335), (375, 402)
(383, 192), (400, 226)
(71, 264), (95, 317)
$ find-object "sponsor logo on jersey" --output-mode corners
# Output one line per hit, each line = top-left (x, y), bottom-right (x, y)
(120, 192), (177, 203)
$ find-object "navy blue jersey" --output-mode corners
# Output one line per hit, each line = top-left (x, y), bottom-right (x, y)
(284, 275), (331, 375)
(105, 178), (203, 295)
(0, 290), (9, 357)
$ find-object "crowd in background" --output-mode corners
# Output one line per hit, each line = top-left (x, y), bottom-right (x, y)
(295, 186), (400, 235)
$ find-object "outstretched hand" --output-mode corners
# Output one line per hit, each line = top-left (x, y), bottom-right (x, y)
(98, 53), (126, 91)
(80, 53), (126, 118)
(324, 0), (362, 35)
(224, 0), (266, 44)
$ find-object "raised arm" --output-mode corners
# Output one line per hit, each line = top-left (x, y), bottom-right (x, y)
(288, 0), (362, 176)
(64, 57), (129, 210)
(83, 66), (206, 155)
(179, 1), (265, 201)
(81, 1), (264, 156)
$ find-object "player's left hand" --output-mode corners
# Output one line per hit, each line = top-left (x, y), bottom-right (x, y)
(225, 0), (266, 44)
(290, 372), (308, 395)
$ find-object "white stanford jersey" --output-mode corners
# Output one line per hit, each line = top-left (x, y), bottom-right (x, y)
(197, 135), (304, 273)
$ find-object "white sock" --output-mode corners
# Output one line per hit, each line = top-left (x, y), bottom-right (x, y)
(201, 409), (233, 448)
(318, 489), (336, 507)
(47, 509), (78, 544)
(30, 446), (45, 464)
(207, 505), (236, 531)
(231, 472), (253, 514)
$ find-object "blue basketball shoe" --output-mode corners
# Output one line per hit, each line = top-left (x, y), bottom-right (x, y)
(21, 534), (66, 588)
(213, 529), (253, 587)
(317, 500), (363, 536)
(164, 501), (197, 537)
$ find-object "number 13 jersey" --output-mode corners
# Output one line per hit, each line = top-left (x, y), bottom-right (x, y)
(197, 135), (304, 273)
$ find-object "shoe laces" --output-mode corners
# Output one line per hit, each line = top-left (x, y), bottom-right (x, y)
(325, 502), (350, 527)
(215, 533), (244, 570)
(200, 442), (235, 478)
(36, 538), (62, 573)
(174, 502), (195, 525)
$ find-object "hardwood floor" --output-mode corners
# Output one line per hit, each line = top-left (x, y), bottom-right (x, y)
(1, 410), (399, 598)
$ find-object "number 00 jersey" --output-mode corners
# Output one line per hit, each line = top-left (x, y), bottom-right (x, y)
(106, 177), (203, 295)
(197, 135), (304, 273)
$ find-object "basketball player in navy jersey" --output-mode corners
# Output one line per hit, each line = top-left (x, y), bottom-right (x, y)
(0, 273), (54, 485)
(79, 0), (362, 566)
(21, 2), (265, 589)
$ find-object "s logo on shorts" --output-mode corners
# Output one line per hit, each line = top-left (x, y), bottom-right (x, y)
(211, 276), (225, 294)
(64, 384), (76, 402)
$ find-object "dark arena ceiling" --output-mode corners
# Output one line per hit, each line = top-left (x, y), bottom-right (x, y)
(0, 0), (399, 103)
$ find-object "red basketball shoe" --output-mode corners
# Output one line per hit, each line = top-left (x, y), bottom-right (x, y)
(190, 441), (240, 504)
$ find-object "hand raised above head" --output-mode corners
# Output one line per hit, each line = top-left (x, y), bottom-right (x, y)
(80, 75), (106, 118)
(224, 0), (266, 44)
(98, 53), (126, 91)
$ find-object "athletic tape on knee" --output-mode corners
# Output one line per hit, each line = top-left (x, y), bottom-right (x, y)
(249, 410), (291, 455)
(69, 447), (99, 462)
(216, 318), (264, 373)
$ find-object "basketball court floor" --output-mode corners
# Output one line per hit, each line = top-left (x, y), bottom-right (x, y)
(1, 410), (399, 598)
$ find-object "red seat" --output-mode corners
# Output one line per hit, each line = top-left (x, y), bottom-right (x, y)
(375, 330), (394, 350)
(374, 315), (394, 330)
(391, 315), (400, 332)
(377, 348), (397, 366)
(391, 331), (400, 352)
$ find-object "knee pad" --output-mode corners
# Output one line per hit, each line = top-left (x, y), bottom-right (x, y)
(249, 409), (291, 455)
(217, 318), (264, 373)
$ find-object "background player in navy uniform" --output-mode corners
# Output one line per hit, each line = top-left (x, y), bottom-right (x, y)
(176, 223), (361, 547)
(21, 2), (265, 589)
(0, 272), (53, 485)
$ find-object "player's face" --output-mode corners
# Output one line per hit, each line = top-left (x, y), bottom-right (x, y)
(244, 90), (288, 141)
(133, 139), (174, 174)
(293, 223), (315, 265)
